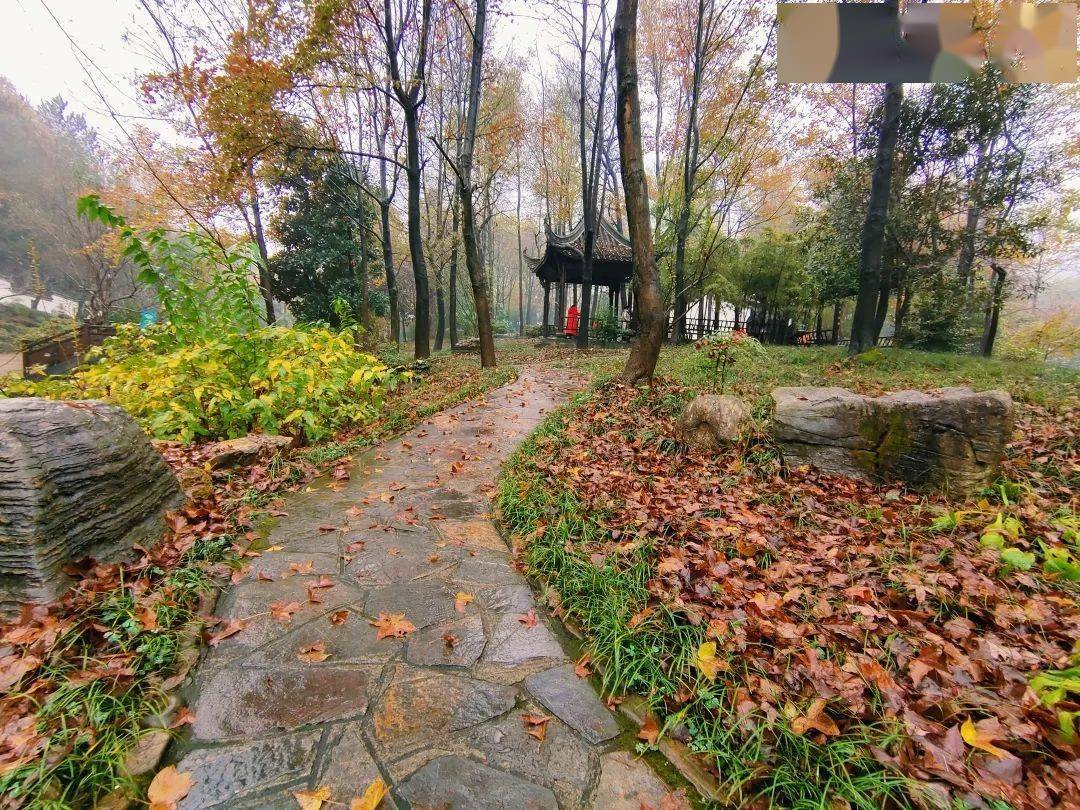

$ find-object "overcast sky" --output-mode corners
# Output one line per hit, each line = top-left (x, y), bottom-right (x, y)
(0, 0), (561, 142)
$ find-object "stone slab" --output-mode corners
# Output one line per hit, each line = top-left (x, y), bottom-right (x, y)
(405, 614), (486, 668)
(396, 755), (557, 809)
(189, 665), (378, 739)
(524, 664), (619, 745)
(593, 751), (691, 809)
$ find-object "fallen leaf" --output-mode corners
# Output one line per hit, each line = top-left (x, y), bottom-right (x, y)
(637, 714), (660, 746)
(694, 642), (722, 681)
(455, 592), (474, 613)
(207, 618), (247, 646)
(270, 600), (302, 623)
(147, 765), (192, 810)
(443, 632), (459, 647)
(290, 560), (315, 575)
(297, 641), (331, 663)
(517, 609), (539, 628)
(791, 699), (840, 737)
(330, 610), (349, 626)
(292, 785), (331, 810)
(523, 713), (552, 742)
(369, 612), (416, 640)
(961, 717), (1010, 759)
(350, 777), (389, 810)
(169, 707), (196, 728)
(574, 654), (591, 678)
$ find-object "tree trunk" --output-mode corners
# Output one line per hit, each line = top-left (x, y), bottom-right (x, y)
(434, 265), (446, 350)
(849, 79), (903, 355)
(874, 282), (890, 340)
(894, 283), (911, 344)
(516, 148), (525, 337)
(615, 0), (664, 384)
(448, 199), (459, 347)
(248, 174), (276, 324)
(831, 300), (842, 344)
(457, 0), (496, 367)
(378, 201), (399, 344)
(980, 264), (1007, 357)
(402, 110), (430, 358)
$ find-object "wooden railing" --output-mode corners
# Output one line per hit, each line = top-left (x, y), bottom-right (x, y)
(21, 323), (116, 377)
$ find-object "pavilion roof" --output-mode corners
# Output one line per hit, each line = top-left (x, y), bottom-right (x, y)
(525, 218), (634, 285)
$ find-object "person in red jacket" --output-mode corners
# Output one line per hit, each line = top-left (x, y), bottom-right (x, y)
(564, 304), (579, 337)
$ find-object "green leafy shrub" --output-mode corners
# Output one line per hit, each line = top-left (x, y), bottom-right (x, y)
(1, 323), (403, 442)
(694, 330), (766, 393)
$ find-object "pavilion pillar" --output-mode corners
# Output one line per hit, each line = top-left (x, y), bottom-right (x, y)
(542, 281), (551, 338)
(556, 265), (566, 334)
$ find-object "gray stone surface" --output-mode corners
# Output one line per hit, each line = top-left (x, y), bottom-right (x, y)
(176, 729), (321, 808)
(406, 614), (486, 667)
(594, 751), (692, 809)
(370, 665), (516, 760)
(677, 393), (751, 450)
(188, 665), (378, 739)
(772, 386), (1013, 496)
(525, 664), (619, 744)
(0, 397), (183, 610)
(397, 755), (558, 809)
(166, 370), (678, 809)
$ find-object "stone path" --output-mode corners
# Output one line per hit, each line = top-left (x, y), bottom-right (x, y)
(174, 368), (682, 809)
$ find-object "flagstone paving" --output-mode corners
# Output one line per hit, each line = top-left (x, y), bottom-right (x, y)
(172, 367), (683, 809)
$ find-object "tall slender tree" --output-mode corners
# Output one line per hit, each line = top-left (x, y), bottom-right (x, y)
(615, 0), (664, 382)
(379, 0), (434, 358)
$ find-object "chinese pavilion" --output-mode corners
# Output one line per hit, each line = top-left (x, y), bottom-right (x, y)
(526, 218), (635, 337)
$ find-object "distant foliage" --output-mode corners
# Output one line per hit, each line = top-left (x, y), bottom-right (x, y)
(2, 324), (403, 442)
(2, 196), (405, 442)
(1003, 310), (1080, 364)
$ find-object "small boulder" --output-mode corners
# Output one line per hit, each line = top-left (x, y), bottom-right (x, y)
(677, 394), (751, 450)
(772, 386), (1013, 496)
(0, 398), (184, 611)
(204, 434), (293, 470)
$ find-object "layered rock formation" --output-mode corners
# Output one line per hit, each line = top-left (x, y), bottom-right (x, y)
(0, 398), (183, 610)
(772, 386), (1013, 496)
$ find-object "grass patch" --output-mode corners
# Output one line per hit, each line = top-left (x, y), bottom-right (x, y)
(1, 534), (239, 808)
(497, 345), (1078, 808)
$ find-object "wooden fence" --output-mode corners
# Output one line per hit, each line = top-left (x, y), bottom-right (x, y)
(21, 323), (116, 377)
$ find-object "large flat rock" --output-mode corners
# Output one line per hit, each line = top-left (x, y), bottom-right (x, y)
(0, 398), (182, 610)
(772, 386), (1013, 496)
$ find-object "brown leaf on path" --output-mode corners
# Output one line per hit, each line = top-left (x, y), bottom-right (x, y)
(309, 575), (335, 589)
(574, 654), (591, 678)
(330, 610), (349, 626)
(169, 707), (196, 728)
(297, 641), (331, 663)
(207, 618), (247, 646)
(307, 587), (324, 605)
(345, 540), (366, 553)
(292, 785), (331, 810)
(454, 592), (474, 613)
(443, 632), (459, 647)
(270, 600), (302, 623)
(147, 765), (192, 810)
(290, 560), (315, 574)
(350, 777), (389, 810)
(0, 654), (41, 691)
(229, 565), (250, 585)
(346, 505), (364, 518)
(637, 714), (660, 746)
(523, 713), (552, 742)
(517, 609), (539, 628)
(369, 612), (416, 640)
(257, 571), (275, 582)
(317, 524), (338, 533)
